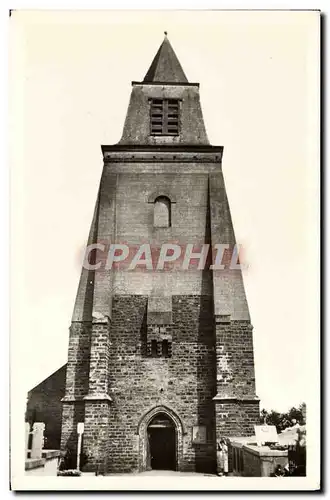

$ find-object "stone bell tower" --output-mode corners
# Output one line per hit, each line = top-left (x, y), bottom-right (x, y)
(60, 34), (259, 474)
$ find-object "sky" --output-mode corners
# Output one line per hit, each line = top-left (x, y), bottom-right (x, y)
(10, 10), (319, 413)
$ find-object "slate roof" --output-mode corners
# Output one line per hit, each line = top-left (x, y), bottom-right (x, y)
(143, 34), (188, 83)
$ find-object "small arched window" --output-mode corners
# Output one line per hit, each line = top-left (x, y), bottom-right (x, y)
(151, 340), (158, 358)
(154, 196), (171, 228)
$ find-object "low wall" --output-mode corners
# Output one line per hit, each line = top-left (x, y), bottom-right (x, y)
(25, 450), (61, 476)
(229, 439), (288, 477)
(242, 444), (288, 477)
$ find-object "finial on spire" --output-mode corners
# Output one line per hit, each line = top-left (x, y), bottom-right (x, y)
(164, 31), (168, 36)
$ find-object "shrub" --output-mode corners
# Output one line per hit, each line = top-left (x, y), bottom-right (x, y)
(58, 446), (88, 471)
(57, 469), (81, 477)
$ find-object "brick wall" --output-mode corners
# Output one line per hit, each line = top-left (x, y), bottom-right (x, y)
(64, 322), (91, 400)
(83, 401), (111, 473)
(60, 321), (92, 456)
(214, 317), (259, 449)
(215, 320), (257, 400)
(87, 321), (110, 396)
(60, 401), (85, 452)
(104, 293), (217, 473)
(215, 401), (260, 438)
(57, 291), (258, 473)
(81, 320), (112, 472)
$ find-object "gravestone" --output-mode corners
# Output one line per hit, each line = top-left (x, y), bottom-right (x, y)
(31, 422), (45, 459)
(254, 425), (278, 446)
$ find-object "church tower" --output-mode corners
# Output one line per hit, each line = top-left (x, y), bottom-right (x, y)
(61, 34), (259, 474)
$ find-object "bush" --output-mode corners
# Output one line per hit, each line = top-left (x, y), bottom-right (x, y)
(260, 403), (306, 433)
(57, 469), (81, 477)
(58, 446), (88, 471)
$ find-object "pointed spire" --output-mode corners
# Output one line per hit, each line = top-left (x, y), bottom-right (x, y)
(143, 34), (188, 83)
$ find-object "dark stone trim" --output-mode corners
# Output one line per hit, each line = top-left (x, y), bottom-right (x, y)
(213, 395), (260, 403)
(101, 144), (224, 154)
(61, 396), (85, 402)
(91, 317), (111, 325)
(215, 314), (231, 324)
(71, 320), (92, 324)
(83, 394), (112, 402)
(104, 157), (221, 164)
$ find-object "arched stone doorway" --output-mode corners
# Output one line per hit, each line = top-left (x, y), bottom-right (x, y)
(137, 406), (184, 472)
(148, 413), (176, 470)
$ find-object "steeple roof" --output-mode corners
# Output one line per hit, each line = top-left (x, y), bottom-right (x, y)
(143, 34), (188, 83)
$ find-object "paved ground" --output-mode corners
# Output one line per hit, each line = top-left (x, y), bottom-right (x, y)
(115, 471), (216, 477)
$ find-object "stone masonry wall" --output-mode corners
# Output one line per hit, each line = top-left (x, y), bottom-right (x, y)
(82, 320), (112, 472)
(86, 321), (110, 396)
(215, 401), (260, 439)
(83, 401), (111, 473)
(215, 320), (257, 399)
(60, 322), (91, 455)
(106, 293), (217, 473)
(64, 322), (91, 400)
(60, 401), (85, 453)
(214, 318), (259, 450)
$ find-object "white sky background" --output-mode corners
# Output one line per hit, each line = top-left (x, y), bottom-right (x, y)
(10, 10), (319, 413)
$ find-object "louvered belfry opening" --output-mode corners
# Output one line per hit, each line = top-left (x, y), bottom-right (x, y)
(150, 99), (179, 135)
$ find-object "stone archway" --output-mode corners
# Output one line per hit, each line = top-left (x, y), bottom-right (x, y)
(137, 406), (184, 472)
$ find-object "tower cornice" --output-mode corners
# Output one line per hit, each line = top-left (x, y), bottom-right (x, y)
(101, 145), (224, 166)
(101, 144), (223, 154)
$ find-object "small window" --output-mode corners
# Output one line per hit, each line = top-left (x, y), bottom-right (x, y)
(151, 340), (158, 358)
(146, 338), (172, 358)
(150, 99), (179, 136)
(154, 196), (171, 228)
(162, 340), (169, 358)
